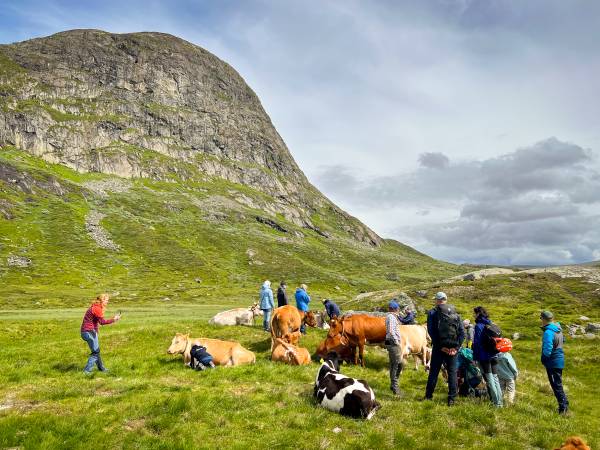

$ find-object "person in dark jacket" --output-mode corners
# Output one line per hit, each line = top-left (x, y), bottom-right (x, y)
(424, 292), (465, 406)
(322, 299), (341, 320)
(472, 306), (503, 407)
(399, 307), (416, 325)
(277, 281), (288, 308)
(540, 310), (569, 414)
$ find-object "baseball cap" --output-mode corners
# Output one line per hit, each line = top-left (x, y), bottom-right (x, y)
(540, 310), (554, 320)
(435, 292), (447, 301)
(388, 300), (400, 310)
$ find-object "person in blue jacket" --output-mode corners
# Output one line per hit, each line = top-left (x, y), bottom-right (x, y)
(540, 310), (569, 414)
(399, 307), (416, 325)
(295, 284), (310, 334)
(322, 298), (341, 320)
(259, 280), (274, 332)
(472, 306), (503, 407)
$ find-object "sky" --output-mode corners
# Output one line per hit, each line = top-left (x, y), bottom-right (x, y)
(1, 0), (599, 265)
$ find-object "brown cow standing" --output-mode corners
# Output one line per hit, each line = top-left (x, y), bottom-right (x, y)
(316, 317), (430, 369)
(270, 305), (317, 350)
(324, 315), (386, 367)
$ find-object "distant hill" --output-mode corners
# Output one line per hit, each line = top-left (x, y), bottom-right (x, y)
(0, 30), (460, 306)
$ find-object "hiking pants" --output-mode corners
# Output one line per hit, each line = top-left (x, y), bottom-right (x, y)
(425, 347), (457, 402)
(81, 331), (106, 372)
(385, 344), (403, 394)
(262, 308), (272, 331)
(499, 378), (516, 404)
(546, 367), (569, 412)
(479, 359), (503, 407)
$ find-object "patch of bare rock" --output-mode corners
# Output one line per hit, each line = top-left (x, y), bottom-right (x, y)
(85, 211), (120, 251)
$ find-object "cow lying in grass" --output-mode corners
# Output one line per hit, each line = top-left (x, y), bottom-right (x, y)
(271, 338), (311, 365)
(167, 333), (255, 367)
(314, 353), (380, 420)
(208, 302), (262, 326)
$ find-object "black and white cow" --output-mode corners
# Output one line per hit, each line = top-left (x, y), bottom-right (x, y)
(314, 353), (380, 420)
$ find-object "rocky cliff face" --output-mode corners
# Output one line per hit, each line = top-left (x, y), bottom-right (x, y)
(0, 29), (381, 246)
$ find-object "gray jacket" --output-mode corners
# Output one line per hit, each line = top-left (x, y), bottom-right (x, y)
(496, 352), (518, 380)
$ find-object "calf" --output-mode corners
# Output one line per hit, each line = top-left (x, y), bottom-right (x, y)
(271, 338), (311, 365)
(314, 353), (380, 420)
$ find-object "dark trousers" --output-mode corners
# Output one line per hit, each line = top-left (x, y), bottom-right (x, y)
(425, 347), (458, 401)
(386, 344), (403, 393)
(479, 358), (499, 375)
(546, 367), (569, 412)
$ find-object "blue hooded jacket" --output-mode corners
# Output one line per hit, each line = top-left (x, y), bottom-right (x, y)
(295, 288), (310, 312)
(259, 282), (274, 310)
(472, 316), (497, 362)
(541, 322), (565, 369)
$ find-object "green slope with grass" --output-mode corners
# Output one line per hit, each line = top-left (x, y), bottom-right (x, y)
(0, 146), (460, 309)
(0, 270), (599, 449)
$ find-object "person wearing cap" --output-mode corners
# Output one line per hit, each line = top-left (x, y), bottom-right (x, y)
(463, 319), (474, 348)
(277, 281), (288, 308)
(540, 310), (569, 414)
(385, 300), (403, 396)
(424, 292), (465, 406)
(322, 298), (341, 320)
(295, 284), (311, 334)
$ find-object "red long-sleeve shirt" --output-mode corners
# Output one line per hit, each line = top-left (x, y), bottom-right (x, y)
(80, 304), (114, 333)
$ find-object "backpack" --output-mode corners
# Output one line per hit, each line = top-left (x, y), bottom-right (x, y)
(190, 345), (215, 371)
(436, 304), (461, 348)
(457, 348), (482, 387)
(494, 337), (513, 353)
(481, 323), (502, 354)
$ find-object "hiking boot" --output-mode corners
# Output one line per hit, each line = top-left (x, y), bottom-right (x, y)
(83, 370), (93, 375)
(447, 398), (455, 407)
(99, 368), (109, 373)
(559, 407), (569, 416)
(420, 396), (433, 402)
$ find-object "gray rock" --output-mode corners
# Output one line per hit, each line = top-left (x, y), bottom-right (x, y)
(512, 333), (520, 340)
(85, 211), (119, 251)
(579, 316), (590, 321)
(415, 290), (427, 298)
(585, 323), (600, 334)
(7, 255), (31, 267)
(584, 333), (597, 339)
(567, 324), (586, 336)
(0, 29), (382, 247)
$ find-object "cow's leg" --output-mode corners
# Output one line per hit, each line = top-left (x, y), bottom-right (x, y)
(358, 341), (365, 367)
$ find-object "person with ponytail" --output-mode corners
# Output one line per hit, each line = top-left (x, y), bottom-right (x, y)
(80, 293), (121, 374)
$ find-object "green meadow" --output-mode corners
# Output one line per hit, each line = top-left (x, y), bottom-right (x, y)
(1, 273), (598, 449)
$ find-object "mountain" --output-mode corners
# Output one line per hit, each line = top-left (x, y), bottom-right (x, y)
(0, 30), (459, 306)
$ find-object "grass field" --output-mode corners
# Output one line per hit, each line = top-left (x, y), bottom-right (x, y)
(1, 273), (599, 450)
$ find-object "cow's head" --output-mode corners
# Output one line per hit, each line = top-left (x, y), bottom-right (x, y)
(323, 352), (341, 372)
(315, 335), (354, 362)
(167, 333), (189, 354)
(249, 302), (261, 316)
(303, 310), (318, 328)
(327, 318), (343, 337)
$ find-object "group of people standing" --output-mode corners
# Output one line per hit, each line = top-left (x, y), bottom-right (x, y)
(385, 291), (569, 414)
(258, 280), (341, 333)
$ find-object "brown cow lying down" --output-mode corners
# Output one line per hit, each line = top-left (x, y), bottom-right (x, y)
(271, 338), (311, 365)
(270, 305), (317, 350)
(167, 333), (255, 367)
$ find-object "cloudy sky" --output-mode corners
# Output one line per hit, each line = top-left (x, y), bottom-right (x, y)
(1, 0), (599, 265)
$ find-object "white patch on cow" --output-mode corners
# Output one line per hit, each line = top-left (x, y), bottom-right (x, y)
(317, 372), (373, 414)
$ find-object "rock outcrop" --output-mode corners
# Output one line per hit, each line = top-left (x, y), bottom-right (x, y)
(0, 29), (381, 246)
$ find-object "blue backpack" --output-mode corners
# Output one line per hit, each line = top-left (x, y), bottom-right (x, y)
(190, 345), (215, 371)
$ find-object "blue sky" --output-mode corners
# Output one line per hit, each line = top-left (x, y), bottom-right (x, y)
(1, 0), (599, 265)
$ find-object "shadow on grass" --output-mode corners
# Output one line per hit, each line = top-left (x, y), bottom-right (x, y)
(246, 336), (272, 353)
(52, 362), (80, 372)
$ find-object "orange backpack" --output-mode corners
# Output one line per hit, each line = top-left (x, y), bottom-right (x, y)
(494, 337), (513, 353)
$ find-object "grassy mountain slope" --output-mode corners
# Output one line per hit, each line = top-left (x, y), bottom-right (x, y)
(0, 146), (459, 308)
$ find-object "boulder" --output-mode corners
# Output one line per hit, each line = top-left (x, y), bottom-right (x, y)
(585, 323), (600, 334)
(512, 332), (520, 340)
(579, 316), (590, 321)
(7, 255), (31, 268)
(415, 290), (428, 298)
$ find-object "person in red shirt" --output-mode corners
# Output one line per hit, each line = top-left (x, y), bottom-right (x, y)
(80, 293), (121, 373)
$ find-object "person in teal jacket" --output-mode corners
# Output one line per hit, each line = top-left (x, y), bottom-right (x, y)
(295, 284), (310, 334)
(259, 280), (274, 332)
(540, 310), (568, 414)
(496, 352), (518, 405)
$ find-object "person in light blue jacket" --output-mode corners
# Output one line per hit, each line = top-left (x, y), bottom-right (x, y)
(540, 310), (568, 414)
(259, 280), (274, 332)
(295, 284), (310, 334)
(496, 352), (518, 405)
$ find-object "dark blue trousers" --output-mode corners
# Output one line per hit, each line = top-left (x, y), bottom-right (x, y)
(546, 367), (569, 412)
(425, 347), (458, 401)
